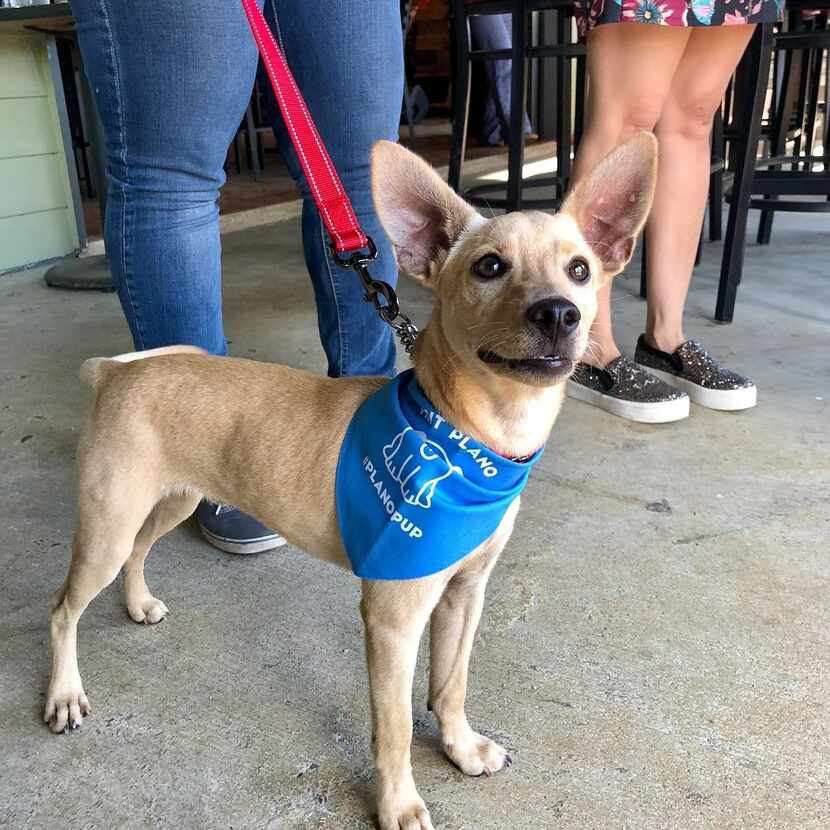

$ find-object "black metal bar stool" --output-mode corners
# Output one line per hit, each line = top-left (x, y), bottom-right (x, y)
(56, 40), (96, 200)
(756, 7), (829, 243)
(717, 15), (829, 322)
(448, 0), (586, 212)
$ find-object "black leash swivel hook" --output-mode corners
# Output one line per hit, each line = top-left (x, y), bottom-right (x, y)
(332, 237), (420, 357)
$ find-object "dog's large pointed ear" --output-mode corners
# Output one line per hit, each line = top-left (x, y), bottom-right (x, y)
(371, 140), (479, 286)
(561, 132), (658, 278)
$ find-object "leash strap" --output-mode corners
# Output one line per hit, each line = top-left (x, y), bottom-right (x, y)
(240, 0), (420, 354)
(240, 0), (367, 254)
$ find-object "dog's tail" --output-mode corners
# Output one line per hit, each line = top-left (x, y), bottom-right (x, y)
(79, 357), (112, 389)
(79, 344), (208, 390)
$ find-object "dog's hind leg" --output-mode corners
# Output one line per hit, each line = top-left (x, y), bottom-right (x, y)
(45, 486), (156, 734)
(123, 491), (201, 624)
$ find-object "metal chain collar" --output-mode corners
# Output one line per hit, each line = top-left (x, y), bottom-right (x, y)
(332, 237), (420, 357)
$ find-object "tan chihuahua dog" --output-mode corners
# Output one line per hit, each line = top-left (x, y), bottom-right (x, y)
(45, 134), (657, 830)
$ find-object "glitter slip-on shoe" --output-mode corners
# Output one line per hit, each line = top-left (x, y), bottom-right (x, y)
(634, 335), (757, 411)
(567, 355), (690, 423)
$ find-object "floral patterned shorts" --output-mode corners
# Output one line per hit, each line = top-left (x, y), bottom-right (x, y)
(575, 0), (783, 36)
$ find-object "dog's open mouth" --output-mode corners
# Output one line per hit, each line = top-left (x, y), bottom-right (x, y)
(478, 349), (574, 379)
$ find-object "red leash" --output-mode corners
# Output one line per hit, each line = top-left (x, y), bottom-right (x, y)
(239, 0), (367, 254)
(240, 0), (418, 354)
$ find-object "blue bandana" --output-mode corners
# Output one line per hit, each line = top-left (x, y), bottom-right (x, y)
(336, 369), (543, 580)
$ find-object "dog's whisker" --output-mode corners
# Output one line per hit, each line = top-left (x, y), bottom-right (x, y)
(479, 197), (497, 219)
(466, 321), (510, 332)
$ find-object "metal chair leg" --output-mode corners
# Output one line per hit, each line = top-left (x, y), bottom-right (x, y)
(574, 50), (587, 158)
(555, 7), (572, 197)
(402, 78), (418, 150)
(802, 25), (822, 167)
(448, 4), (471, 193)
(506, 1), (528, 212)
(758, 46), (802, 244)
(716, 25), (774, 324)
(709, 172), (723, 243)
(709, 109), (724, 241)
(233, 132), (242, 174)
(244, 104), (261, 181)
(824, 34), (830, 193)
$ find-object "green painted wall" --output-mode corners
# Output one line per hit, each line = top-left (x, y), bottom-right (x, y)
(0, 33), (80, 273)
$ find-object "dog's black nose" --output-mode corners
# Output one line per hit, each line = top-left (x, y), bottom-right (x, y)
(525, 297), (581, 341)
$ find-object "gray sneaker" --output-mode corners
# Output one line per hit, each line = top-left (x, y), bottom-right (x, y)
(196, 501), (287, 554)
(567, 355), (690, 423)
(634, 335), (757, 411)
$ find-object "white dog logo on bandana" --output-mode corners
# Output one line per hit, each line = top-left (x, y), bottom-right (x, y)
(382, 427), (463, 509)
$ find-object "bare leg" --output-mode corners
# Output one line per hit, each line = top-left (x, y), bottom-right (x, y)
(45, 478), (157, 733)
(571, 24), (689, 367)
(644, 25), (756, 352)
(428, 564), (507, 776)
(123, 492), (201, 624)
(362, 578), (447, 830)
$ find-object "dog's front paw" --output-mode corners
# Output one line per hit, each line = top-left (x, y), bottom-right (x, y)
(127, 595), (169, 625)
(444, 729), (511, 777)
(378, 794), (435, 830)
(43, 683), (90, 734)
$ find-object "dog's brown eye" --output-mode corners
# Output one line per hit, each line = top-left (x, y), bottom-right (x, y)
(472, 254), (508, 280)
(567, 257), (590, 284)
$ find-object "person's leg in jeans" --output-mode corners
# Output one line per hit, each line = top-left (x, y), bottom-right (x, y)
(71, 0), (405, 550)
(71, 0), (262, 356)
(71, 0), (285, 552)
(264, 0), (404, 378)
(468, 13), (532, 146)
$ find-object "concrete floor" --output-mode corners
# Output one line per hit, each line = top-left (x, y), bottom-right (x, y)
(1, 210), (828, 830)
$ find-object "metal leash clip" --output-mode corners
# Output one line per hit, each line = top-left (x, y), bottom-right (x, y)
(332, 237), (420, 356)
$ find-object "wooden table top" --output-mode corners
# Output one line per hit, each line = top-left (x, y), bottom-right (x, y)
(0, 2), (72, 35)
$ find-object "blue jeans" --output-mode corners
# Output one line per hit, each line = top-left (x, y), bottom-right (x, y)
(469, 14), (532, 147)
(71, 0), (402, 377)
